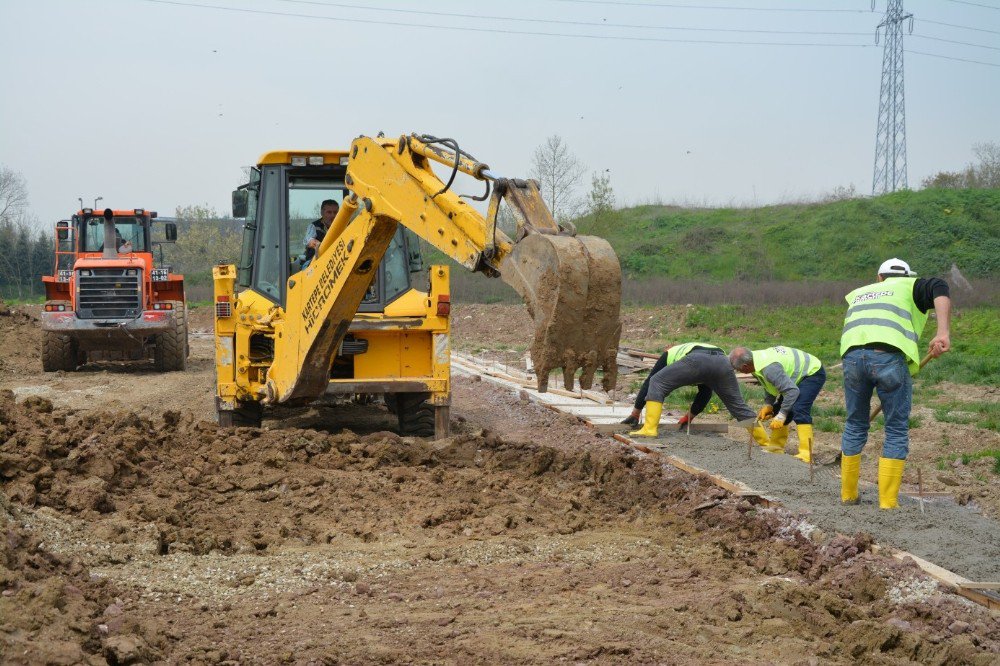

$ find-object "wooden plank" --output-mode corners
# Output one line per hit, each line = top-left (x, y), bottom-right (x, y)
(590, 422), (730, 434)
(959, 582), (1000, 591)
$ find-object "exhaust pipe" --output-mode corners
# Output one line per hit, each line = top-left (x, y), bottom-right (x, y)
(102, 208), (117, 259)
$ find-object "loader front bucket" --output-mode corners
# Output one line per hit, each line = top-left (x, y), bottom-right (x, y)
(500, 233), (622, 393)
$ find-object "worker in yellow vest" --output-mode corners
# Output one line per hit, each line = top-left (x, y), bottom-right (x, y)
(728, 346), (826, 462)
(839, 259), (951, 509)
(629, 342), (757, 438)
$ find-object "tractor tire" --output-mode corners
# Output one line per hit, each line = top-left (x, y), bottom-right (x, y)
(41, 332), (78, 372)
(394, 392), (435, 437)
(154, 302), (187, 371)
(218, 401), (263, 428)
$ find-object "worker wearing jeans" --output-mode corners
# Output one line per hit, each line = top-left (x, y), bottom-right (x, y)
(842, 348), (911, 460)
(728, 346), (826, 463)
(839, 258), (951, 509)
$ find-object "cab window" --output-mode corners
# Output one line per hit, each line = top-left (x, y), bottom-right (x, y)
(81, 217), (146, 253)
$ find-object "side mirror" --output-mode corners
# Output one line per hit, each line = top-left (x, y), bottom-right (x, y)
(232, 189), (249, 218)
(57, 221), (69, 241)
(165, 223), (177, 241)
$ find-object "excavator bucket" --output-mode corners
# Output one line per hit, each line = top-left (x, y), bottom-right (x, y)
(500, 232), (622, 393)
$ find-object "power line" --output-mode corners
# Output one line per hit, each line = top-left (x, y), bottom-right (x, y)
(921, 18), (1000, 36)
(548, 0), (871, 12)
(274, 0), (871, 36)
(906, 48), (1000, 67)
(138, 0), (874, 47)
(943, 0), (1000, 10)
(914, 34), (1000, 52)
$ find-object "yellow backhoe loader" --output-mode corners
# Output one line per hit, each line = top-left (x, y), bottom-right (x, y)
(214, 133), (621, 436)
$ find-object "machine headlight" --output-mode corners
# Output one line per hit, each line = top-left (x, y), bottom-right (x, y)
(291, 156), (307, 166)
(125, 269), (138, 276)
(307, 156), (324, 165)
(79, 269), (91, 276)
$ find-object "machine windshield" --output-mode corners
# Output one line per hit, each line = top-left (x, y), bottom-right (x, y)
(288, 175), (345, 265)
(81, 217), (147, 253)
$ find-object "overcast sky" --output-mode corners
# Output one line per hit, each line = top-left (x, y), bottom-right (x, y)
(1, 0), (998, 226)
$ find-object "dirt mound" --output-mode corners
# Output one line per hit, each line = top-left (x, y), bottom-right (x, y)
(2, 392), (998, 663)
(0, 300), (40, 376)
(0, 389), (675, 556)
(1, 495), (165, 665)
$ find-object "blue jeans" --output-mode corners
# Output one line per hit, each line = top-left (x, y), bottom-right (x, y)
(841, 348), (912, 460)
(782, 367), (825, 425)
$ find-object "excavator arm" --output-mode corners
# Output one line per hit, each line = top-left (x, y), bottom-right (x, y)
(338, 134), (622, 392)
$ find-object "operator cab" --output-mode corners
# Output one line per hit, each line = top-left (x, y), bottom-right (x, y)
(233, 153), (425, 312)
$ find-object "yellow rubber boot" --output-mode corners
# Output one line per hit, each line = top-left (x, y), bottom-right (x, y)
(878, 457), (906, 509)
(630, 401), (663, 438)
(750, 425), (770, 447)
(794, 424), (814, 463)
(765, 424), (788, 454)
(841, 453), (861, 504)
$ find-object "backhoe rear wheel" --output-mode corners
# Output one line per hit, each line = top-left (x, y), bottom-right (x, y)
(154, 302), (187, 371)
(391, 392), (436, 438)
(218, 401), (263, 428)
(41, 332), (79, 372)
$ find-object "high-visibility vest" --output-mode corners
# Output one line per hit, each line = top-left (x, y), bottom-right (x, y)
(666, 342), (721, 366)
(751, 346), (822, 397)
(840, 277), (928, 375)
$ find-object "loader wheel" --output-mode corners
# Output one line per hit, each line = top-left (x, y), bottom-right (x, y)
(218, 401), (263, 428)
(154, 302), (187, 371)
(394, 392), (436, 437)
(41, 332), (79, 372)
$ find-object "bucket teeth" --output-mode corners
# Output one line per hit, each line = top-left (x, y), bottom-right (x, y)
(501, 233), (622, 393)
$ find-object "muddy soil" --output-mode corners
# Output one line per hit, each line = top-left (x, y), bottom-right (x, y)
(2, 300), (999, 663)
(2, 391), (999, 664)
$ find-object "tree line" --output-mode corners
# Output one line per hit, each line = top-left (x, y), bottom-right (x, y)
(0, 167), (52, 299)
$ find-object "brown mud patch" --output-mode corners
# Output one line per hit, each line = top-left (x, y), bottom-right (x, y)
(2, 393), (999, 663)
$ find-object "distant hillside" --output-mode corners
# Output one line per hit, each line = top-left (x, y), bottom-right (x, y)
(574, 188), (1000, 281)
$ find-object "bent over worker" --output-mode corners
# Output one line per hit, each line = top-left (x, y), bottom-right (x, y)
(729, 346), (826, 463)
(630, 342), (756, 438)
(839, 258), (951, 510)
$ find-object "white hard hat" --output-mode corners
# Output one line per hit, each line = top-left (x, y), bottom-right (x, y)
(877, 258), (915, 277)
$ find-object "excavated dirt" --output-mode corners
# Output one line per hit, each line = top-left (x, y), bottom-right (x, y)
(2, 299), (1000, 662)
(2, 391), (999, 663)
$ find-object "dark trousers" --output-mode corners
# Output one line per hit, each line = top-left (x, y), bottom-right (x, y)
(777, 367), (826, 425)
(646, 352), (755, 422)
(633, 352), (668, 409)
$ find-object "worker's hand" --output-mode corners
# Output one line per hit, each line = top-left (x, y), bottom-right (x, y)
(757, 405), (774, 420)
(307, 238), (320, 249)
(677, 413), (693, 429)
(770, 415), (786, 429)
(928, 333), (951, 358)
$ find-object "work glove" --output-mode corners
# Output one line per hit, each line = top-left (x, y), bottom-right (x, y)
(770, 415), (786, 428)
(757, 405), (774, 420)
(677, 413), (693, 429)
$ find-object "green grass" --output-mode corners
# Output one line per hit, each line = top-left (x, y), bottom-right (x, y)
(575, 188), (1000, 281)
(936, 450), (1000, 475)
(1, 295), (45, 305)
(623, 303), (999, 387)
